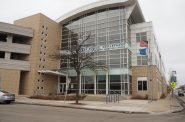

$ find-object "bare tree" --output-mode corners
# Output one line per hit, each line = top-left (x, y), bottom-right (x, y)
(52, 31), (107, 104)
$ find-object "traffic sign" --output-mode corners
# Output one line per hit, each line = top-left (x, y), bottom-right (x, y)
(170, 81), (176, 88)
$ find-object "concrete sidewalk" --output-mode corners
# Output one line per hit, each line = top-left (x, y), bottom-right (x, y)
(15, 95), (183, 114)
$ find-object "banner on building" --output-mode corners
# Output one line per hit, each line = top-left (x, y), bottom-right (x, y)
(140, 40), (148, 47)
(138, 40), (148, 56)
(139, 48), (147, 56)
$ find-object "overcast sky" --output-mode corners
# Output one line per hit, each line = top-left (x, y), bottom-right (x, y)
(0, 0), (185, 86)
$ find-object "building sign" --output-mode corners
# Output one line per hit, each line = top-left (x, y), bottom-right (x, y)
(82, 42), (128, 52)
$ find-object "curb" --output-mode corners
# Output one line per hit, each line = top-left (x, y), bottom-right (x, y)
(15, 101), (149, 114)
(172, 96), (185, 113)
(172, 108), (184, 113)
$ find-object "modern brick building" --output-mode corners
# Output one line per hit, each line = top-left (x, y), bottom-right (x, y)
(0, 0), (167, 100)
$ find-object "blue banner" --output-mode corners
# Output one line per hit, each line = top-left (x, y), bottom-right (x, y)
(139, 48), (147, 56)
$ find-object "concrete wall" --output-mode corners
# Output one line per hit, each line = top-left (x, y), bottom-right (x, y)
(0, 42), (31, 54)
(14, 13), (61, 96)
(0, 59), (30, 71)
(0, 22), (33, 37)
(0, 27), (32, 71)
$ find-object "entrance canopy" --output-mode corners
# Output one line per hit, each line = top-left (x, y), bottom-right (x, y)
(38, 70), (67, 76)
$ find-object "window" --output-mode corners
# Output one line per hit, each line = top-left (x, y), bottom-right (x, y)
(138, 80), (147, 91)
(137, 56), (148, 65)
(0, 51), (5, 58)
(136, 32), (147, 42)
(0, 34), (7, 42)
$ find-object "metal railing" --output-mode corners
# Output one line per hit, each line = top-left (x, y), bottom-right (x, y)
(106, 91), (120, 104)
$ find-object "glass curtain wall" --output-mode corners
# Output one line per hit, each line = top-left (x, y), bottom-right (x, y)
(61, 7), (131, 95)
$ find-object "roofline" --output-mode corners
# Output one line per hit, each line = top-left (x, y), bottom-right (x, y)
(56, 0), (145, 24)
(0, 22), (33, 37)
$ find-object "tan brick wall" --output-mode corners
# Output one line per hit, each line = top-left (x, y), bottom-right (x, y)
(132, 66), (148, 99)
(43, 75), (58, 95)
(0, 69), (20, 95)
(132, 66), (166, 100)
(14, 13), (61, 96)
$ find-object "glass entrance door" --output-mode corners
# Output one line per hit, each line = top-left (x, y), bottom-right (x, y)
(60, 83), (66, 94)
(81, 76), (94, 94)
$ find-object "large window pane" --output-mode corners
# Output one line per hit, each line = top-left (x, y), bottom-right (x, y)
(143, 81), (147, 90)
(109, 65), (120, 68)
(138, 81), (142, 90)
(110, 59), (120, 64)
(109, 20), (120, 27)
(97, 75), (106, 83)
(98, 36), (106, 42)
(109, 34), (120, 41)
(109, 26), (120, 31)
(110, 83), (121, 90)
(98, 23), (106, 29)
(110, 75), (121, 83)
(98, 28), (106, 33)
(109, 17), (119, 22)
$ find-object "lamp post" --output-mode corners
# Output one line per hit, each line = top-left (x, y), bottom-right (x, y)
(147, 40), (152, 103)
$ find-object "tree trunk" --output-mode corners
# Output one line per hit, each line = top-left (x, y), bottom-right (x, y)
(75, 71), (80, 104)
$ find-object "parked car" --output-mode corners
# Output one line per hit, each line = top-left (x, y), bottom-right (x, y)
(0, 90), (15, 104)
(178, 89), (184, 97)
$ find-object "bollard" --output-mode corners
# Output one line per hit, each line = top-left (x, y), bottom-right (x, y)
(116, 94), (118, 103)
(111, 94), (112, 102)
(106, 94), (108, 104)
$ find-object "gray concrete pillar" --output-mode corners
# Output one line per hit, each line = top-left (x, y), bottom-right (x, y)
(94, 74), (96, 95)
(57, 76), (60, 93)
(6, 35), (13, 43)
(106, 72), (108, 95)
(5, 52), (11, 60)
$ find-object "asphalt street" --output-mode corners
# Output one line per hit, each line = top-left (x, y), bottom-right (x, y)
(0, 103), (185, 122)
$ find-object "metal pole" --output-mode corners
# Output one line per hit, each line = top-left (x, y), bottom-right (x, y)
(114, 93), (116, 103)
(106, 94), (108, 104)
(148, 38), (152, 102)
(172, 88), (173, 98)
(147, 49), (150, 103)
